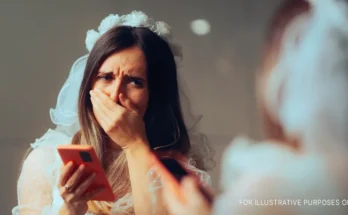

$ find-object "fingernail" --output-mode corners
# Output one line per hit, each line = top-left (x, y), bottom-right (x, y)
(89, 90), (94, 95)
(95, 88), (102, 93)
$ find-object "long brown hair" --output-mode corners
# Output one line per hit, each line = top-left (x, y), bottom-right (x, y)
(257, 0), (310, 144)
(72, 26), (191, 214)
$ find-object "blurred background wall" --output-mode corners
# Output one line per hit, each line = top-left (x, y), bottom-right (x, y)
(0, 0), (282, 213)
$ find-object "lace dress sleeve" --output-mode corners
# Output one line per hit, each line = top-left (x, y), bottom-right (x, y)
(12, 146), (59, 215)
(12, 129), (72, 215)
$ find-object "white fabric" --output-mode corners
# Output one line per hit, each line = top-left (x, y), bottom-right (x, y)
(214, 0), (348, 214)
(13, 10), (213, 215)
(50, 11), (182, 131)
(48, 10), (214, 168)
(12, 128), (211, 215)
(266, 0), (348, 153)
(84, 11), (182, 58)
(214, 137), (348, 215)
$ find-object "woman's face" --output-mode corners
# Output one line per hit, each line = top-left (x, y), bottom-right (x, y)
(91, 46), (149, 116)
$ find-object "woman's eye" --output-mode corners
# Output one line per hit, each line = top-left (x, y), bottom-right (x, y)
(97, 74), (113, 81)
(129, 77), (144, 88)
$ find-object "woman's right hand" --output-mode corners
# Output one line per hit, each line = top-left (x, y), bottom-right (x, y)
(162, 176), (212, 215)
(58, 162), (104, 215)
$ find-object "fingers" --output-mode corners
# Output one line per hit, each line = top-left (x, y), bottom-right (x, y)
(91, 88), (117, 112)
(59, 162), (75, 186)
(184, 174), (214, 198)
(67, 172), (103, 203)
(162, 174), (213, 215)
(81, 187), (105, 201)
(74, 172), (97, 197)
(90, 89), (125, 132)
(64, 164), (86, 192)
(162, 181), (184, 213)
(162, 176), (209, 215)
(90, 93), (112, 129)
(59, 168), (103, 203)
(182, 177), (208, 206)
(91, 88), (138, 114)
(90, 88), (139, 117)
(90, 90), (113, 118)
(119, 93), (139, 115)
(199, 182), (215, 200)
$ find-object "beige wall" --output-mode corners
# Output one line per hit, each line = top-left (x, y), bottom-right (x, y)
(0, 0), (281, 213)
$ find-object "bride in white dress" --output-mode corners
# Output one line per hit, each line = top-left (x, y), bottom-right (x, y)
(214, 0), (348, 214)
(12, 11), (213, 215)
(162, 0), (348, 214)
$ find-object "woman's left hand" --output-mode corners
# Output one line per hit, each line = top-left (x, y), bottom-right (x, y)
(90, 88), (147, 149)
(162, 176), (212, 215)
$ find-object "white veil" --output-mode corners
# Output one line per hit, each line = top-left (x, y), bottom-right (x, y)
(48, 11), (215, 169)
(49, 55), (87, 136)
(14, 10), (214, 215)
(266, 0), (348, 154)
(214, 1), (348, 214)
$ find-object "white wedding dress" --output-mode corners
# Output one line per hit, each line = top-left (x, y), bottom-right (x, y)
(12, 128), (211, 215)
(213, 0), (348, 214)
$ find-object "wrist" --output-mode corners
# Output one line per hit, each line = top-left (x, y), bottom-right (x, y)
(124, 138), (150, 157)
(59, 204), (85, 215)
(59, 205), (77, 215)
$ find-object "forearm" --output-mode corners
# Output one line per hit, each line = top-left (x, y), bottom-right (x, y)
(124, 141), (166, 215)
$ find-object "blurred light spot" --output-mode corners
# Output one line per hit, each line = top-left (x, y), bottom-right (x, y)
(190, 19), (211, 36)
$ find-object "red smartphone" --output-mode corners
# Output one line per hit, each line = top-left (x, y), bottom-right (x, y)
(158, 157), (213, 205)
(57, 145), (116, 202)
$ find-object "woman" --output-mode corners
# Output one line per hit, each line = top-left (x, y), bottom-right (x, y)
(162, 0), (348, 214)
(12, 11), (212, 215)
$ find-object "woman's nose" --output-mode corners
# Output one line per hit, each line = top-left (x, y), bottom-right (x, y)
(109, 78), (123, 103)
